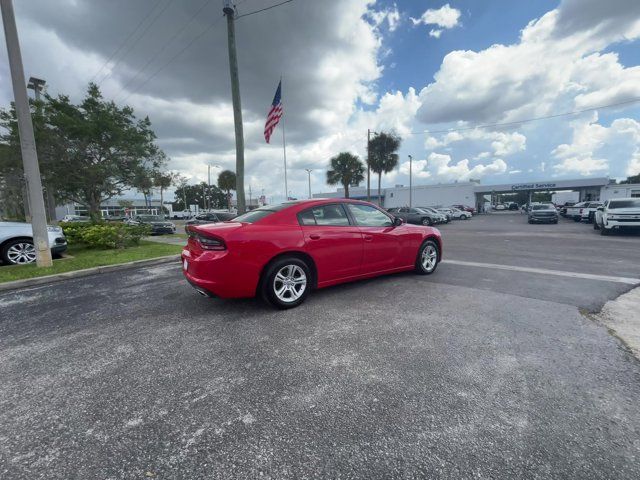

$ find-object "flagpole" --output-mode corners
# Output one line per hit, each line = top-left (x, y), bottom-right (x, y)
(281, 75), (288, 200)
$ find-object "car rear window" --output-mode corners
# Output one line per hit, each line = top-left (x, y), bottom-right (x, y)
(609, 199), (640, 209)
(532, 205), (554, 210)
(231, 202), (297, 223)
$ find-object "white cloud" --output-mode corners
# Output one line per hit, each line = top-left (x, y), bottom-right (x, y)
(627, 152), (640, 176)
(416, 2), (640, 125)
(368, 3), (401, 32)
(429, 29), (443, 39)
(552, 114), (640, 176)
(427, 153), (507, 181)
(424, 129), (526, 156)
(411, 4), (461, 29)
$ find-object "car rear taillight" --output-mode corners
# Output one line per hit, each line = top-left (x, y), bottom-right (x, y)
(579, 208), (583, 213)
(197, 234), (226, 251)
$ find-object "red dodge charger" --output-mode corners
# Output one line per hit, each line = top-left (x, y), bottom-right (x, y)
(182, 199), (442, 309)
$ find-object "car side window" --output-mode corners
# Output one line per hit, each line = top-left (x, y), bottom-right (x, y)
(299, 204), (350, 226)
(346, 204), (393, 227)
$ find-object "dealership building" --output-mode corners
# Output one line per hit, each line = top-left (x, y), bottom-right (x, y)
(315, 177), (640, 209)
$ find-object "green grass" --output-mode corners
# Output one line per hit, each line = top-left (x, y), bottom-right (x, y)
(0, 241), (183, 283)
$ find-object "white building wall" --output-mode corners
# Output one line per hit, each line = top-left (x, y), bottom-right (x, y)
(384, 183), (476, 208)
(599, 183), (640, 201)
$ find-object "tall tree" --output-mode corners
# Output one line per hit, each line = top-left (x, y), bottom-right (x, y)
(368, 132), (401, 206)
(10, 83), (162, 218)
(621, 172), (640, 184)
(217, 170), (237, 211)
(326, 152), (365, 199)
(172, 182), (226, 211)
(153, 169), (176, 215)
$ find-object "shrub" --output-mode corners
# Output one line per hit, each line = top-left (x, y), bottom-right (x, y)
(61, 222), (151, 249)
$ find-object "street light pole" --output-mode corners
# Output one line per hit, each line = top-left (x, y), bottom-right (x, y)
(408, 155), (413, 209)
(1, 0), (52, 267)
(223, 0), (246, 215)
(305, 168), (312, 199)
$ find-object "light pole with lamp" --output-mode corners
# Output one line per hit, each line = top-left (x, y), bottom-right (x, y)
(305, 168), (313, 199)
(408, 155), (413, 209)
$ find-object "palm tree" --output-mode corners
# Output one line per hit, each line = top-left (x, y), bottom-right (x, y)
(326, 152), (365, 199)
(368, 132), (401, 206)
(217, 170), (236, 211)
(153, 171), (176, 216)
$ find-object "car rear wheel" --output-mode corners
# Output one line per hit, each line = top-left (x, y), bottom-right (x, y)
(421, 217), (432, 226)
(1, 239), (36, 265)
(262, 257), (311, 309)
(593, 221), (600, 230)
(415, 240), (439, 275)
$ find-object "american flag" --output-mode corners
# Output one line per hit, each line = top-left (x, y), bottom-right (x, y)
(264, 80), (283, 143)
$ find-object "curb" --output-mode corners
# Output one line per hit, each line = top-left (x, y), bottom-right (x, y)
(0, 255), (181, 293)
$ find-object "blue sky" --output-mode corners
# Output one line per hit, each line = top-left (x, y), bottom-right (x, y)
(355, 0), (640, 191)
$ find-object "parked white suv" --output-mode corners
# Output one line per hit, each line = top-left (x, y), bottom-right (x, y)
(580, 202), (603, 223)
(594, 198), (640, 235)
(0, 222), (67, 265)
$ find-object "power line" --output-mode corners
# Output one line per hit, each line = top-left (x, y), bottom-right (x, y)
(236, 0), (295, 20)
(409, 97), (640, 136)
(121, 15), (225, 103)
(115, 0), (213, 101)
(89, 1), (162, 83)
(97, 0), (176, 87)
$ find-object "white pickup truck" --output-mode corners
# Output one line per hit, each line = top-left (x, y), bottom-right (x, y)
(594, 198), (640, 235)
(580, 201), (603, 223)
(565, 201), (600, 222)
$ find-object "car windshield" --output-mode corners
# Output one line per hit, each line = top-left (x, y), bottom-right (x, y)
(137, 215), (164, 221)
(609, 199), (640, 209)
(417, 207), (436, 214)
(532, 205), (554, 210)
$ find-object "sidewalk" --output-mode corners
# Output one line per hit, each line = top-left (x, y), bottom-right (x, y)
(145, 235), (187, 246)
(595, 286), (640, 359)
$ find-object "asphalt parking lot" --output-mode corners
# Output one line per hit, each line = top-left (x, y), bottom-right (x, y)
(1, 213), (639, 479)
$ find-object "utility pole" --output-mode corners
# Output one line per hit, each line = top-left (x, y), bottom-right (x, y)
(305, 168), (312, 199)
(223, 0), (246, 214)
(248, 184), (252, 209)
(408, 155), (413, 209)
(367, 129), (371, 202)
(27, 77), (55, 222)
(206, 164), (211, 211)
(1, 0), (52, 267)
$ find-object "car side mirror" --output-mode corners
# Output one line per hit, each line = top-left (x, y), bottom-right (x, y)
(393, 217), (404, 227)
(597, 207), (604, 211)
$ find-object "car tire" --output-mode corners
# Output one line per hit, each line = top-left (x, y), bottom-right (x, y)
(415, 240), (439, 275)
(1, 238), (37, 265)
(593, 221), (600, 230)
(421, 217), (432, 226)
(573, 217), (581, 222)
(600, 226), (611, 236)
(262, 257), (311, 309)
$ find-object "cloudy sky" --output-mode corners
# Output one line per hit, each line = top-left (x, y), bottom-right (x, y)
(1, 0), (640, 202)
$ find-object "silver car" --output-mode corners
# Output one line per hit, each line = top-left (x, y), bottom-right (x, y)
(0, 222), (67, 265)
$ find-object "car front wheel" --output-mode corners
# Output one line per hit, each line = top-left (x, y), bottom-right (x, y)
(421, 217), (432, 226)
(416, 240), (439, 275)
(1, 239), (37, 265)
(262, 257), (311, 309)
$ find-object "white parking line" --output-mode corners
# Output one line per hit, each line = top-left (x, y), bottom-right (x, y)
(443, 259), (640, 285)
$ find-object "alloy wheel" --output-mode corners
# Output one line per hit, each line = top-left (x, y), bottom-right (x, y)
(421, 244), (438, 272)
(273, 264), (307, 303)
(7, 242), (36, 264)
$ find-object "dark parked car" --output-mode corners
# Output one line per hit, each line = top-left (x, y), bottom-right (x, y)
(184, 212), (236, 232)
(528, 204), (558, 224)
(387, 207), (439, 226)
(128, 215), (176, 234)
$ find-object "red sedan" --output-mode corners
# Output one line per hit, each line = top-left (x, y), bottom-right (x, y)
(182, 199), (442, 309)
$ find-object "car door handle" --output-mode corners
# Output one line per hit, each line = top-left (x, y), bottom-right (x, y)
(363, 234), (373, 242)
(309, 234), (321, 240)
